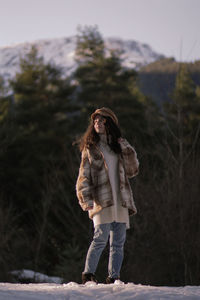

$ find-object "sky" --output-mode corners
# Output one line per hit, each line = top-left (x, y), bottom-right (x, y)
(0, 0), (200, 62)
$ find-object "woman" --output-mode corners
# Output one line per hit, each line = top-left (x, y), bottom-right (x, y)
(76, 107), (139, 284)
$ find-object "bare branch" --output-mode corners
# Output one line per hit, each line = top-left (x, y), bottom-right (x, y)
(183, 121), (200, 164)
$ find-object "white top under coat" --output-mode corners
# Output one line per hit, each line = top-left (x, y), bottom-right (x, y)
(92, 134), (130, 229)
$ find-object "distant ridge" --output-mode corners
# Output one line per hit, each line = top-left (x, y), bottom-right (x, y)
(0, 36), (164, 81)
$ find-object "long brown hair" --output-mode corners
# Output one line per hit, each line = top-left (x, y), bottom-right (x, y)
(79, 115), (122, 154)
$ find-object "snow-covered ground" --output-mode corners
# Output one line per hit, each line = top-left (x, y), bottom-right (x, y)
(1, 270), (199, 299)
(0, 281), (199, 300)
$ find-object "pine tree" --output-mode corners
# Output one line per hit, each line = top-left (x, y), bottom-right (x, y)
(75, 25), (105, 63)
(74, 26), (150, 148)
(163, 64), (200, 163)
(159, 64), (200, 285)
(0, 47), (81, 276)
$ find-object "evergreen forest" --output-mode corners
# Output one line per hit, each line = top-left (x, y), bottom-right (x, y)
(0, 26), (200, 286)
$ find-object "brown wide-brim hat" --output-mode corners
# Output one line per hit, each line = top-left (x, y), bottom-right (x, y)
(91, 107), (118, 125)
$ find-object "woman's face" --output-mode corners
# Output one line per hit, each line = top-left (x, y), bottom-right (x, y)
(94, 115), (106, 134)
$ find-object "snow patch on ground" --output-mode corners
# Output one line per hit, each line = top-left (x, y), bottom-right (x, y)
(11, 269), (63, 284)
(0, 282), (199, 300)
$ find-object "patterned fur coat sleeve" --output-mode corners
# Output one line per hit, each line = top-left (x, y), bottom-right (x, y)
(119, 138), (139, 178)
(76, 149), (94, 211)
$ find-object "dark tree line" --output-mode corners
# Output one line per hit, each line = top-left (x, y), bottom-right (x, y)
(139, 57), (200, 103)
(0, 26), (200, 286)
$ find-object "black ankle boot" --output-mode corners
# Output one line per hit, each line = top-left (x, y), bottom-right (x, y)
(106, 276), (120, 284)
(82, 273), (98, 284)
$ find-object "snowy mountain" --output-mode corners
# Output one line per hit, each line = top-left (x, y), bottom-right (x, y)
(0, 36), (164, 81)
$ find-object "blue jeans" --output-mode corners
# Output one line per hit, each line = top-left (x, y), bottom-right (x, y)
(83, 222), (126, 278)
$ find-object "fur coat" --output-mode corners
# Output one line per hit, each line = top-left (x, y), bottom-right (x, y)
(76, 138), (139, 219)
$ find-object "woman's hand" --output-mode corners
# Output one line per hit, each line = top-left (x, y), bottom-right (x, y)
(118, 137), (124, 143)
(85, 206), (93, 211)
